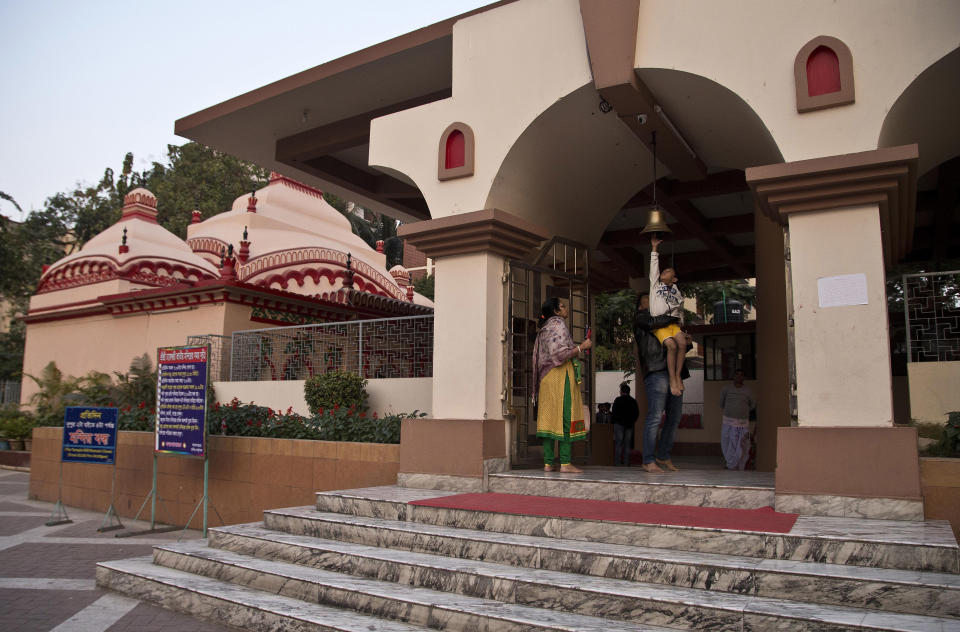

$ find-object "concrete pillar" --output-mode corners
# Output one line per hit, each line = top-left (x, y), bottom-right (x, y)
(787, 204), (892, 426)
(397, 209), (549, 491)
(753, 203), (791, 472)
(747, 145), (925, 520)
(431, 251), (505, 420)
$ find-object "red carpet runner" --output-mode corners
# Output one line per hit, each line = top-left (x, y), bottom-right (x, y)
(410, 493), (799, 533)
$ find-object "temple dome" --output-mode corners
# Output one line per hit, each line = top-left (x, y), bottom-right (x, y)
(187, 173), (433, 305)
(389, 265), (411, 287)
(33, 188), (220, 304)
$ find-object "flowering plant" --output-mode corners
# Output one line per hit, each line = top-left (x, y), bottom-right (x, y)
(118, 402), (155, 431)
(206, 397), (424, 444)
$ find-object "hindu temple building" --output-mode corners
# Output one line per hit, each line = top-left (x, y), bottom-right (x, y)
(20, 180), (432, 403)
(17, 3), (960, 629)
(165, 0), (960, 520)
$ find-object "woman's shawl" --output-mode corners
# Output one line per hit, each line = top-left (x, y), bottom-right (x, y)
(532, 316), (576, 399)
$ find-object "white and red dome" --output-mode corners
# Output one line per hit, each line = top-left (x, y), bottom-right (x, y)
(34, 188), (219, 303)
(187, 173), (432, 305)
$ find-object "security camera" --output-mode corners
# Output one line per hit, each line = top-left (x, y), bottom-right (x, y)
(636, 113), (648, 125)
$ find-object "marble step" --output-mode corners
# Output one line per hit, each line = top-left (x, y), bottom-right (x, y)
(258, 510), (960, 619)
(96, 556), (429, 632)
(152, 540), (676, 632)
(313, 486), (960, 573)
(487, 468), (776, 509)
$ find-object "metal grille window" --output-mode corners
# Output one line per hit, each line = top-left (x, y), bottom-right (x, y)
(185, 334), (233, 382)
(703, 333), (756, 381)
(228, 315), (433, 381)
(904, 271), (960, 362)
(0, 380), (20, 405)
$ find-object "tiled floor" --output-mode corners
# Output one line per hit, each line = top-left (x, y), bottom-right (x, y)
(0, 468), (235, 632)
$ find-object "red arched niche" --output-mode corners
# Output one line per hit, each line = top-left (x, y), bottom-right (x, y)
(794, 36), (855, 112)
(446, 130), (465, 169)
(438, 122), (475, 181)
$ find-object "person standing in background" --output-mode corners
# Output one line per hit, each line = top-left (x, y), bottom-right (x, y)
(611, 382), (639, 466)
(720, 369), (756, 470)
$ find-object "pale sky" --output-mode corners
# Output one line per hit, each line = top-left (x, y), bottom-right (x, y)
(0, 0), (491, 218)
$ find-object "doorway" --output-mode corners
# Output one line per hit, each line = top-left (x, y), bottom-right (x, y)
(507, 239), (592, 467)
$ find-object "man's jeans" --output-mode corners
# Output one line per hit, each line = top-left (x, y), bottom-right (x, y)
(613, 423), (634, 466)
(642, 370), (683, 464)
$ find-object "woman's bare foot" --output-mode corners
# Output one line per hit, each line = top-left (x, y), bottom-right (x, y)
(670, 379), (682, 396)
(544, 464), (556, 472)
(641, 462), (664, 473)
(559, 464), (582, 473)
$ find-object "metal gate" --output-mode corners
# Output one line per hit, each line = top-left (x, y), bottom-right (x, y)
(507, 239), (592, 466)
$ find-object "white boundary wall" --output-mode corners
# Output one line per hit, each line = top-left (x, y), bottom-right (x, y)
(213, 378), (432, 417)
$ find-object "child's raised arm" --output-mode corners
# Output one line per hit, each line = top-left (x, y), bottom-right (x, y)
(649, 235), (662, 288)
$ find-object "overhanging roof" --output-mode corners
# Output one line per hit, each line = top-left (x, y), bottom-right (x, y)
(175, 1), (518, 223)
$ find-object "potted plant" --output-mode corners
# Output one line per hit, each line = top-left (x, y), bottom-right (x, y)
(3, 415), (34, 451)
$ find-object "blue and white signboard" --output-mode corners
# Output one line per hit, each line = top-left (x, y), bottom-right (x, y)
(62, 406), (118, 464)
(156, 345), (209, 458)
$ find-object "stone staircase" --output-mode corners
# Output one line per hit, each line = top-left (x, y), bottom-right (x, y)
(97, 473), (960, 631)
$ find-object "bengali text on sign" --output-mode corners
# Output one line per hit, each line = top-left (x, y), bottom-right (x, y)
(156, 345), (208, 457)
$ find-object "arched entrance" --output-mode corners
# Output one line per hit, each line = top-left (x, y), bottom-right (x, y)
(487, 67), (787, 471)
(507, 238), (591, 466)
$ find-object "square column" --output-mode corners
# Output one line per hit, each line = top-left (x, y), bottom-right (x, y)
(788, 204), (892, 426)
(748, 145), (925, 520)
(397, 209), (548, 491)
(430, 250), (507, 420)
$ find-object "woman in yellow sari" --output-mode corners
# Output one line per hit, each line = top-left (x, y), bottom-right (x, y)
(532, 297), (592, 472)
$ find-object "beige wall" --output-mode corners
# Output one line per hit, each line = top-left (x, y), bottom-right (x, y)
(28, 427), (399, 528)
(634, 0), (960, 163)
(788, 204), (892, 426)
(676, 380), (759, 445)
(907, 361), (960, 424)
(213, 377), (432, 417)
(21, 304), (229, 405)
(369, 0), (600, 232)
(430, 252), (505, 420)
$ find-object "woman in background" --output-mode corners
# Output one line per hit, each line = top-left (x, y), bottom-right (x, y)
(532, 297), (592, 472)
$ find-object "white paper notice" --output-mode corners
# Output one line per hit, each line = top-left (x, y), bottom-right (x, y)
(817, 273), (868, 308)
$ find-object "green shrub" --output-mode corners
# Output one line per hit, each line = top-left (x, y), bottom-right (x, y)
(206, 397), (424, 444)
(207, 398), (274, 436)
(27, 362), (77, 427)
(118, 402), (155, 431)
(313, 405), (425, 444)
(27, 356), (159, 427)
(304, 371), (368, 415)
(915, 414), (960, 458)
(934, 411), (960, 457)
(1, 414), (36, 440)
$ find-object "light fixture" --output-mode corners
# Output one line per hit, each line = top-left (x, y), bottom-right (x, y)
(640, 131), (671, 237)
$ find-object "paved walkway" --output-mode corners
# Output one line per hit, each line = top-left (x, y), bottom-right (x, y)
(0, 467), (235, 631)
